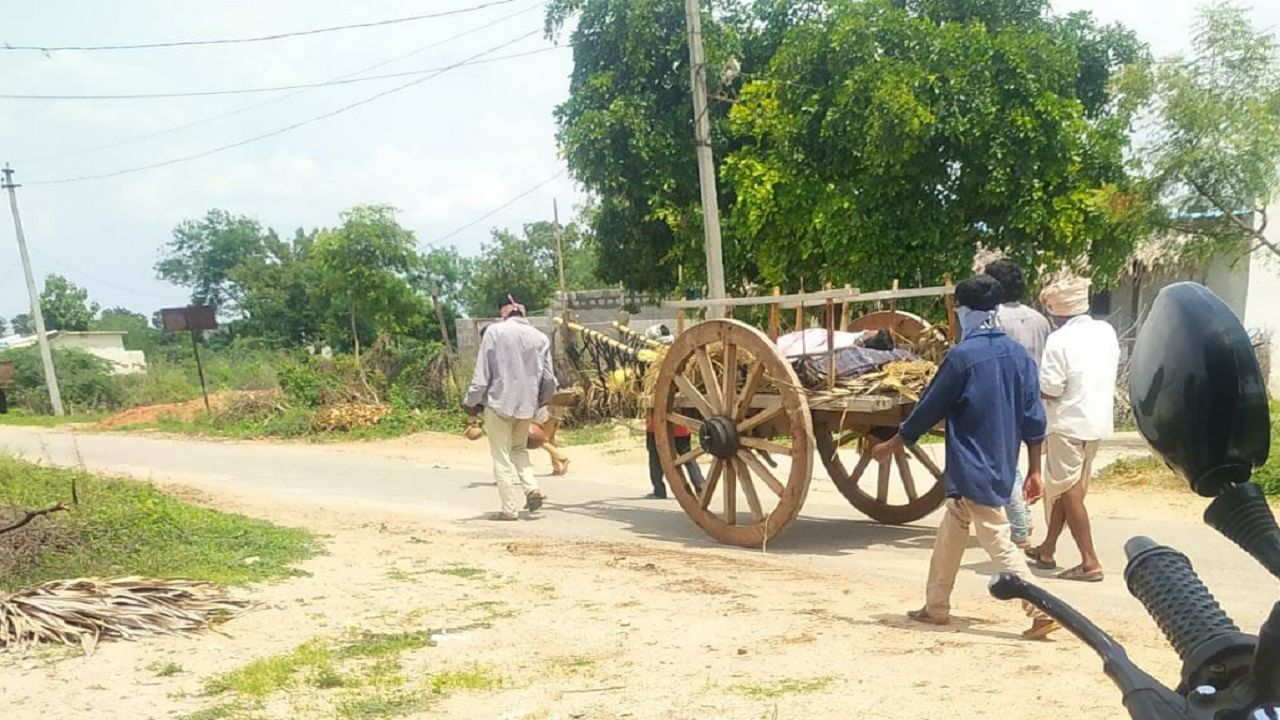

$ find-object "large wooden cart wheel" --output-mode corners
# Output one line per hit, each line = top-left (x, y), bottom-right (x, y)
(815, 423), (946, 524)
(652, 319), (814, 547)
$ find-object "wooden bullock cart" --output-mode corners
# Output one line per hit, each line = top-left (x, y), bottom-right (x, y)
(650, 283), (956, 547)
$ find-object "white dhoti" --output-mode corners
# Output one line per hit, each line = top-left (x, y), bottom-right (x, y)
(1043, 433), (1099, 523)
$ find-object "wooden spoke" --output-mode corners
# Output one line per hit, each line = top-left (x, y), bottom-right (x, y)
(906, 443), (945, 479)
(675, 446), (706, 468)
(666, 413), (703, 432)
(876, 457), (892, 505)
(847, 450), (874, 484)
(723, 459), (738, 525)
(673, 374), (716, 418)
(721, 342), (738, 416)
(738, 403), (785, 435)
(734, 364), (765, 422)
(735, 458), (766, 523)
(740, 450), (784, 496)
(739, 436), (791, 456)
(894, 448), (919, 502)
(699, 459), (724, 510)
(755, 448), (779, 468)
(694, 346), (724, 413)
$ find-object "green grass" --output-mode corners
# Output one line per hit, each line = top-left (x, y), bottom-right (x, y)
(336, 631), (434, 659)
(149, 661), (185, 677)
(0, 409), (104, 427)
(128, 404), (468, 443)
(192, 634), (497, 720)
(0, 457), (316, 591)
(204, 639), (335, 698)
(559, 423), (618, 446)
(429, 564), (486, 579)
(734, 676), (836, 699)
(1097, 456), (1183, 491)
(426, 667), (502, 694)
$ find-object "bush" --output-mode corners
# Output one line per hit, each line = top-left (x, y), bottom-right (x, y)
(277, 354), (367, 408)
(1257, 401), (1280, 496)
(0, 347), (124, 414)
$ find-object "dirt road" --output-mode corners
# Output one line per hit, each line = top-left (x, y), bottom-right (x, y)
(0, 426), (1272, 719)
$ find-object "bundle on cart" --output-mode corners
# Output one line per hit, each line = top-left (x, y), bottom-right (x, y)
(777, 329), (938, 400)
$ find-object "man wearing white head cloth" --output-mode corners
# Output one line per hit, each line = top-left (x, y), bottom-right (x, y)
(1024, 275), (1119, 583)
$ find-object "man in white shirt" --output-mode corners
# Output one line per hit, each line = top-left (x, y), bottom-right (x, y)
(985, 260), (1051, 549)
(1025, 276), (1120, 582)
(464, 291), (558, 521)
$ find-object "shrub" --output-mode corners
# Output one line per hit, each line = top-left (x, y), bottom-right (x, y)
(0, 347), (124, 414)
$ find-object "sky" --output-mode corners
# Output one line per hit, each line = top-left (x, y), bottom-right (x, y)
(1, 0), (1277, 321)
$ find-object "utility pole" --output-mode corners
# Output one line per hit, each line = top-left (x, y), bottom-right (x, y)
(1, 164), (64, 416)
(553, 198), (567, 294)
(683, 0), (727, 316)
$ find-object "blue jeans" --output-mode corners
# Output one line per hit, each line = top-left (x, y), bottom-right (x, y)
(1006, 476), (1031, 543)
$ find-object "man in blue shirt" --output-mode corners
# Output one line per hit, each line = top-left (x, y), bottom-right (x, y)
(872, 274), (1058, 639)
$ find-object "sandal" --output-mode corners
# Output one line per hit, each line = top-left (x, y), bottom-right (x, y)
(1024, 547), (1057, 571)
(1058, 565), (1105, 583)
(906, 608), (950, 626)
(1022, 618), (1062, 640)
(524, 491), (545, 512)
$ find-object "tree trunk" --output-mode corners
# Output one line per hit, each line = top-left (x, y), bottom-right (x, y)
(349, 303), (379, 403)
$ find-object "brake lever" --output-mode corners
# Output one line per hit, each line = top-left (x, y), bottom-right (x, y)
(989, 573), (1193, 719)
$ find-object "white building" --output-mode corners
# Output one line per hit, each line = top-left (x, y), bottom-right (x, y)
(0, 331), (147, 374)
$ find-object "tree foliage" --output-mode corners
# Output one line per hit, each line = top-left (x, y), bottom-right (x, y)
(1147, 2), (1280, 258)
(39, 274), (99, 332)
(309, 205), (428, 356)
(463, 220), (601, 316)
(156, 209), (273, 311)
(10, 314), (33, 336)
(550, 0), (1152, 292)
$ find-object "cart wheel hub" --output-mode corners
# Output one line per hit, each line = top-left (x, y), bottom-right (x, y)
(699, 416), (740, 459)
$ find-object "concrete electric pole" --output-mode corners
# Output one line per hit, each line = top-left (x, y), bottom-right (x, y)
(683, 0), (727, 315)
(2, 164), (65, 416)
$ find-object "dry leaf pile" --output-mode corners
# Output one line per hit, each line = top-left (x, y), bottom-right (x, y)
(838, 360), (938, 402)
(0, 577), (251, 654)
(310, 402), (391, 432)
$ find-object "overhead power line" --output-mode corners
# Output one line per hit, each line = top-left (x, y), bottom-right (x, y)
(3, 0), (520, 52)
(2, 45), (565, 100)
(27, 28), (543, 186)
(431, 170), (567, 244)
(18, 1), (547, 165)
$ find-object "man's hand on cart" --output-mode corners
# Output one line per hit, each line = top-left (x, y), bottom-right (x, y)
(871, 434), (904, 463)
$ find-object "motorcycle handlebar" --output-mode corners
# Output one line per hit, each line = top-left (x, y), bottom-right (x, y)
(988, 573), (1190, 719)
(1123, 537), (1256, 690)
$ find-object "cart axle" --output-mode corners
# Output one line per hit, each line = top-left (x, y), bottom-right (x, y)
(699, 415), (741, 459)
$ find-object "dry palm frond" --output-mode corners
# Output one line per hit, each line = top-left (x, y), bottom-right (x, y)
(0, 577), (251, 654)
(838, 360), (938, 402)
(310, 402), (391, 432)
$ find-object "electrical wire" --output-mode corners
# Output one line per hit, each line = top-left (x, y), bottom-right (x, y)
(430, 169), (567, 244)
(27, 28), (543, 186)
(3, 0), (520, 52)
(30, 248), (188, 303)
(2, 45), (565, 100)
(18, 1), (547, 165)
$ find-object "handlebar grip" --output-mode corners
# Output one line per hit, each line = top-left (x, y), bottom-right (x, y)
(1124, 537), (1254, 688)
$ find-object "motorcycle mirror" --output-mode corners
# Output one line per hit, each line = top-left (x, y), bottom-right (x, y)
(1128, 282), (1270, 497)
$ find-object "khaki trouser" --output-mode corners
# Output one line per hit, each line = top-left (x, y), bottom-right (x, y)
(484, 408), (540, 515)
(926, 498), (1046, 621)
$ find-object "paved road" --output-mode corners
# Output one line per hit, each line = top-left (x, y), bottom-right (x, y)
(1, 426), (1273, 636)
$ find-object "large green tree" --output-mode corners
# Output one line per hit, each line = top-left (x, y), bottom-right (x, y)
(547, 0), (806, 293)
(463, 220), (601, 316)
(39, 274), (99, 331)
(10, 314), (33, 336)
(310, 205), (429, 359)
(725, 0), (1150, 290)
(1147, 2), (1280, 259)
(156, 209), (274, 311)
(229, 228), (325, 348)
(93, 306), (166, 355)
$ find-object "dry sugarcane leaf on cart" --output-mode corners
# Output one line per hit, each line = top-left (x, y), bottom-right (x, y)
(0, 577), (252, 654)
